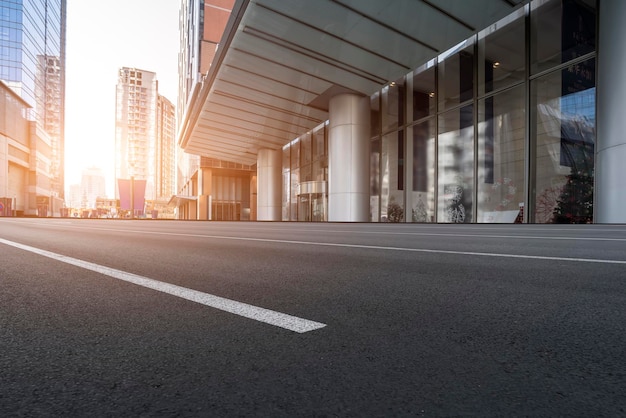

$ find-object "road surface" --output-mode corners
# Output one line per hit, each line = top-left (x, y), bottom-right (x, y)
(1, 218), (625, 416)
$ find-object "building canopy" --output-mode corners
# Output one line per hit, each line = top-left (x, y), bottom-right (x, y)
(179, 0), (529, 165)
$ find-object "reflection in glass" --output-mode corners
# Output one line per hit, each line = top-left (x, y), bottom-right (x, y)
(407, 119), (435, 222)
(438, 105), (474, 223)
(290, 138), (300, 170)
(477, 86), (526, 223)
(530, 0), (596, 75)
(381, 131), (404, 222)
(312, 124), (327, 182)
(290, 168), (299, 221)
(282, 145), (290, 220)
(300, 132), (311, 167)
(282, 171), (290, 221)
(478, 8), (525, 95)
(370, 137), (381, 222)
(371, 92), (380, 138)
(438, 40), (474, 111)
(531, 58), (595, 223)
(382, 77), (405, 133)
(411, 60), (436, 121)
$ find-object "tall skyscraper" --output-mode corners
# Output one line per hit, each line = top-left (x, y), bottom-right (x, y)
(0, 0), (66, 199)
(115, 67), (176, 208)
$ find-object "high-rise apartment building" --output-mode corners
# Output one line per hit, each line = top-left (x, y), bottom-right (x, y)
(156, 95), (176, 200)
(115, 67), (176, 214)
(0, 0), (66, 199)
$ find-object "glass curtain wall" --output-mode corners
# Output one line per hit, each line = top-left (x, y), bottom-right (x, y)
(281, 123), (329, 221)
(530, 0), (596, 223)
(280, 0), (596, 224)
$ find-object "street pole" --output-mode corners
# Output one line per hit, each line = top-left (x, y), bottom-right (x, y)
(130, 175), (134, 219)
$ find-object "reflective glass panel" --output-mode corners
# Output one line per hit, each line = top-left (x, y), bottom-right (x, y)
(282, 171), (290, 221)
(530, 0), (597, 75)
(478, 8), (525, 95)
(531, 58), (595, 223)
(381, 131), (405, 222)
(290, 139), (300, 170)
(411, 60), (436, 121)
(438, 40), (474, 111)
(382, 77), (405, 133)
(438, 105), (474, 223)
(370, 137), (381, 222)
(407, 119), (435, 222)
(477, 86), (526, 223)
(300, 132), (311, 166)
(290, 168), (299, 221)
(371, 92), (381, 138)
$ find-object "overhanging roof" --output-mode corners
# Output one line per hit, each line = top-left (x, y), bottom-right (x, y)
(179, 0), (529, 166)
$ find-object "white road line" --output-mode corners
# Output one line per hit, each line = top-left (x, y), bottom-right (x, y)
(0, 238), (327, 334)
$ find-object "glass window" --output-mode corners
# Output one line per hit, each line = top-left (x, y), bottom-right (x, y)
(301, 132), (311, 166)
(477, 86), (526, 223)
(290, 139), (300, 170)
(381, 77), (405, 133)
(290, 168), (299, 221)
(371, 92), (380, 138)
(411, 60), (436, 121)
(438, 105), (474, 223)
(438, 39), (475, 111)
(407, 119), (435, 222)
(531, 58), (595, 223)
(370, 137), (381, 222)
(282, 171), (290, 221)
(530, 0), (596, 75)
(478, 8), (525, 95)
(381, 130), (405, 222)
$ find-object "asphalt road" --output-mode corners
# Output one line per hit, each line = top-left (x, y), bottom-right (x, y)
(1, 218), (625, 417)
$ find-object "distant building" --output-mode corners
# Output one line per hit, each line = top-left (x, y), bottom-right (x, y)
(0, 0), (67, 200)
(0, 81), (62, 216)
(115, 67), (176, 217)
(79, 167), (106, 209)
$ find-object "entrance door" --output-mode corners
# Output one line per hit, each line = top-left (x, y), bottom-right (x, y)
(297, 181), (327, 222)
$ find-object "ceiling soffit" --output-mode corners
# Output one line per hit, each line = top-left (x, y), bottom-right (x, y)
(181, 0), (528, 165)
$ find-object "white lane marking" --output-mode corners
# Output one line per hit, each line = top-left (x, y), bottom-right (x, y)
(32, 226), (626, 265)
(0, 238), (326, 334)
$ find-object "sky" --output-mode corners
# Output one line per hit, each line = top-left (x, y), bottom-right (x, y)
(64, 0), (180, 197)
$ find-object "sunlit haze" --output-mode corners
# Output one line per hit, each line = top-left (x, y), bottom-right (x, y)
(64, 0), (179, 198)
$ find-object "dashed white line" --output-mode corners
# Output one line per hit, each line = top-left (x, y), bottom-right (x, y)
(0, 238), (327, 334)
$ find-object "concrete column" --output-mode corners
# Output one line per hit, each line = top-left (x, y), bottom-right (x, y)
(257, 148), (281, 221)
(596, 0), (626, 223)
(197, 167), (212, 220)
(328, 93), (370, 222)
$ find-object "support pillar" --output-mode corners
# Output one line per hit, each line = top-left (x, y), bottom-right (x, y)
(257, 148), (281, 221)
(596, 0), (626, 223)
(328, 93), (370, 222)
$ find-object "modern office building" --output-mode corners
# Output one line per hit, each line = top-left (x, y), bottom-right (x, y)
(0, 81), (62, 216)
(176, 0), (625, 223)
(115, 67), (176, 216)
(0, 0), (66, 201)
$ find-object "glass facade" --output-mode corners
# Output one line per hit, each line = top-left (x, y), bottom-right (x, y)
(0, 0), (66, 197)
(281, 0), (597, 224)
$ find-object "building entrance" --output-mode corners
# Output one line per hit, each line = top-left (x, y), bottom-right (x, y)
(297, 181), (327, 222)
